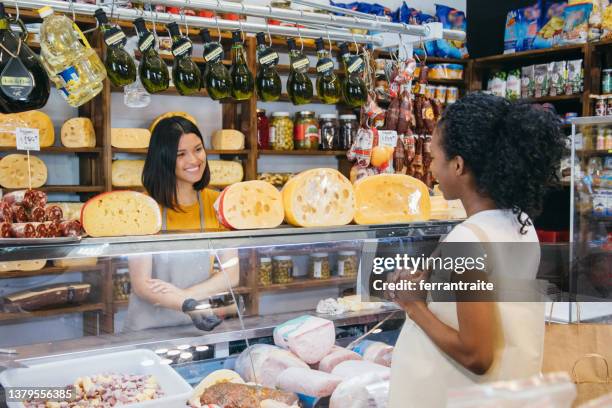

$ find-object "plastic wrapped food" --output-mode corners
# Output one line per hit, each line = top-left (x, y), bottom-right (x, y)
(319, 346), (363, 373)
(347, 128), (375, 168)
(351, 340), (394, 367)
(329, 372), (390, 408)
(276, 367), (342, 398)
(273, 315), (335, 364)
(562, 3), (593, 44)
(234, 344), (309, 388)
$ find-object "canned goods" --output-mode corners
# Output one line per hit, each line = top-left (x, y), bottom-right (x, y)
(446, 87), (458, 104)
(426, 85), (436, 100)
(607, 97), (612, 116)
(595, 96), (607, 116)
(603, 69), (612, 94)
(435, 86), (447, 104)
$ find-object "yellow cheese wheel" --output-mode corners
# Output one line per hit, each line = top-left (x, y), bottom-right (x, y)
(111, 128), (151, 149)
(0, 110), (55, 147)
(0, 154), (47, 188)
(54, 202), (84, 221)
(0, 260), (46, 272)
(215, 181), (284, 229)
(209, 160), (244, 187)
(81, 191), (161, 237)
(282, 168), (355, 227)
(211, 129), (245, 150)
(60, 117), (96, 147)
(353, 174), (431, 225)
(112, 160), (145, 187)
(149, 112), (197, 133)
(52, 257), (98, 268)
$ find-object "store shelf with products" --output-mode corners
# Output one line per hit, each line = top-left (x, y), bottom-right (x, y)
(0, 263), (104, 279)
(0, 147), (103, 154)
(258, 149), (348, 156)
(0, 302), (105, 323)
(4, 185), (106, 193)
(258, 276), (356, 293)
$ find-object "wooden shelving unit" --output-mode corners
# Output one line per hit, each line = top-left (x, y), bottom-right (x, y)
(0, 303), (105, 323)
(259, 149), (348, 156)
(259, 276), (355, 293)
(0, 147), (103, 154)
(0, 264), (103, 279)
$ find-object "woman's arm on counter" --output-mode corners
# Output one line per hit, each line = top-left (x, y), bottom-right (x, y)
(128, 255), (188, 311)
(183, 249), (240, 300)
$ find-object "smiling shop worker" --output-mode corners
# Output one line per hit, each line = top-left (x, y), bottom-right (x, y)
(123, 117), (239, 332)
(388, 93), (566, 407)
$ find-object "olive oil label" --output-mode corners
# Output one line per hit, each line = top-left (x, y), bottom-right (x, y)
(258, 49), (279, 67)
(172, 41), (192, 57)
(316, 59), (334, 74)
(0, 58), (34, 99)
(204, 45), (224, 63)
(138, 33), (155, 52)
(347, 57), (364, 74)
(104, 28), (127, 47)
(291, 56), (310, 72)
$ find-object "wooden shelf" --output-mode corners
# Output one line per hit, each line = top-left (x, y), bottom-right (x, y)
(474, 43), (585, 65)
(112, 148), (248, 155)
(112, 148), (148, 155)
(424, 57), (470, 65)
(521, 94), (582, 103)
(577, 149), (612, 156)
(259, 149), (347, 156)
(0, 147), (102, 154)
(0, 264), (103, 279)
(427, 78), (465, 86)
(259, 276), (355, 293)
(0, 303), (105, 323)
(4, 186), (105, 193)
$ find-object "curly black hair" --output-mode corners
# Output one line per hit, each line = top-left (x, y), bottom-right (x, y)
(437, 92), (567, 234)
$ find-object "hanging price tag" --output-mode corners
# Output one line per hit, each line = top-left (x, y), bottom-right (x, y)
(16, 127), (40, 151)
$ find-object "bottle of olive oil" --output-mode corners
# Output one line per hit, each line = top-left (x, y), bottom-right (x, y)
(286, 38), (313, 105)
(200, 28), (231, 101)
(167, 22), (201, 96)
(314, 37), (340, 105)
(338, 42), (367, 108)
(229, 31), (254, 101)
(94, 9), (136, 87)
(255, 32), (281, 102)
(133, 17), (169, 94)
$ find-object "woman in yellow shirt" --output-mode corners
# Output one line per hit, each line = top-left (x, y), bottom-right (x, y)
(124, 117), (239, 332)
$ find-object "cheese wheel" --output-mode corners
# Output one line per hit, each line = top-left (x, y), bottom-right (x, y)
(0, 154), (47, 189)
(111, 128), (151, 149)
(282, 168), (355, 227)
(81, 191), (161, 237)
(112, 160), (145, 187)
(149, 112), (197, 133)
(353, 174), (431, 225)
(215, 181), (284, 230)
(60, 117), (96, 148)
(211, 129), (245, 150)
(52, 257), (98, 268)
(209, 160), (244, 187)
(0, 259), (46, 272)
(54, 202), (84, 221)
(0, 110), (55, 148)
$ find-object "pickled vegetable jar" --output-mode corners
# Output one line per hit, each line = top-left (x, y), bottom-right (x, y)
(339, 114), (358, 150)
(258, 257), (272, 286)
(270, 112), (294, 151)
(272, 255), (294, 283)
(309, 252), (330, 279)
(337, 251), (358, 278)
(294, 111), (319, 150)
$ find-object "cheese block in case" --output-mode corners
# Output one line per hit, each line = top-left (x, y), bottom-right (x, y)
(0, 110), (55, 147)
(60, 117), (96, 147)
(81, 191), (161, 237)
(211, 129), (245, 150)
(111, 128), (151, 148)
(2, 282), (91, 311)
(54, 202), (84, 221)
(353, 174), (431, 224)
(149, 111), (197, 133)
(214, 181), (284, 229)
(112, 160), (145, 187)
(0, 154), (47, 189)
(209, 160), (244, 187)
(282, 168), (355, 227)
(0, 260), (46, 272)
(52, 257), (98, 268)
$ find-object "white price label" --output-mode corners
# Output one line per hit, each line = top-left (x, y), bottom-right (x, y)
(16, 127), (40, 151)
(377, 130), (398, 148)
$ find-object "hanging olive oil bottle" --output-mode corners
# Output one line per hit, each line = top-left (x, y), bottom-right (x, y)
(314, 37), (340, 105)
(229, 31), (254, 101)
(200, 28), (231, 101)
(94, 9), (136, 87)
(255, 32), (281, 102)
(133, 17), (169, 93)
(338, 42), (367, 108)
(286, 38), (313, 105)
(167, 22), (201, 96)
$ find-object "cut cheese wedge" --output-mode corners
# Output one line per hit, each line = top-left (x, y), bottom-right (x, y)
(112, 160), (145, 187)
(0, 110), (55, 147)
(282, 168), (355, 227)
(211, 129), (245, 150)
(111, 128), (151, 149)
(214, 181), (284, 230)
(0, 260), (46, 272)
(209, 160), (244, 187)
(81, 191), (161, 237)
(52, 258), (98, 268)
(61, 117), (96, 147)
(0, 154), (47, 189)
(353, 174), (430, 225)
(149, 111), (197, 133)
(54, 202), (84, 221)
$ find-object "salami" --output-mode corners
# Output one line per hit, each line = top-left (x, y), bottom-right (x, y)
(385, 96), (400, 131)
(421, 99), (436, 135)
(397, 90), (414, 136)
(393, 138), (405, 173)
(423, 135), (432, 167)
(10, 223), (36, 238)
(403, 134), (416, 165)
(2, 190), (27, 206)
(59, 220), (82, 237)
(2, 190), (47, 208)
(11, 204), (28, 223)
(29, 206), (46, 223)
(432, 99), (443, 122)
(30, 222), (48, 238)
(44, 221), (61, 237)
(0, 222), (11, 238)
(44, 205), (64, 223)
(0, 202), (12, 223)
(411, 135), (424, 180)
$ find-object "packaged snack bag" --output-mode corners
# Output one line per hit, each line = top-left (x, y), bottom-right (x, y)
(434, 4), (469, 59)
(562, 3), (593, 44)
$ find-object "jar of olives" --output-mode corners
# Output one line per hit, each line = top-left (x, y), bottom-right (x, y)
(259, 257), (272, 286)
(337, 251), (358, 278)
(294, 111), (319, 150)
(309, 252), (330, 279)
(272, 255), (294, 283)
(113, 273), (131, 300)
(270, 112), (294, 151)
(319, 113), (338, 150)
(339, 114), (358, 150)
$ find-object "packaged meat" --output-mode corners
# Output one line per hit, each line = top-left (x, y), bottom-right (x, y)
(0, 154), (48, 189)
(331, 360), (390, 380)
(351, 340), (394, 367)
(318, 346), (363, 373)
(234, 344), (309, 388)
(403, 134), (416, 168)
(273, 315), (336, 364)
(30, 222), (48, 238)
(0, 222), (11, 237)
(58, 220), (83, 237)
(347, 128), (375, 168)
(199, 382), (299, 408)
(29, 205), (45, 222)
(0, 260), (46, 272)
(393, 138), (405, 173)
(329, 372), (390, 408)
(2, 282), (91, 311)
(276, 367), (342, 398)
(397, 91), (415, 136)
(10, 222), (35, 238)
(11, 204), (28, 222)
(44, 205), (64, 222)
(0, 202), (12, 222)
(214, 181), (284, 230)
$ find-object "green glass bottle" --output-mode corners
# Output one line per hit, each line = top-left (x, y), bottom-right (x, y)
(338, 42), (367, 108)
(200, 28), (231, 101)
(315, 37), (341, 105)
(255, 32), (281, 102)
(94, 8), (136, 87)
(286, 38), (313, 105)
(133, 17), (169, 94)
(230, 31), (254, 101)
(167, 22), (201, 96)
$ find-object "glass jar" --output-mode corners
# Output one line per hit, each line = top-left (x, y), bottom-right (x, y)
(339, 114), (358, 150)
(319, 113), (338, 150)
(272, 255), (293, 284)
(257, 109), (269, 150)
(294, 111), (319, 150)
(309, 252), (331, 279)
(337, 251), (358, 278)
(259, 257), (272, 286)
(270, 112), (294, 151)
(603, 69), (612, 94)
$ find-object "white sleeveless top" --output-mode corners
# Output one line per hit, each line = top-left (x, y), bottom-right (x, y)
(388, 209), (545, 408)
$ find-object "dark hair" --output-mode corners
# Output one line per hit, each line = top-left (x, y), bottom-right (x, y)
(142, 116), (210, 211)
(437, 92), (566, 234)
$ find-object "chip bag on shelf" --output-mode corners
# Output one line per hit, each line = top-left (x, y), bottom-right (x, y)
(434, 4), (469, 58)
(562, 2), (594, 44)
(602, 4), (612, 39)
(533, 1), (567, 49)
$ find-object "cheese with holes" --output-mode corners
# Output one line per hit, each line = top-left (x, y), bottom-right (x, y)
(214, 181), (283, 229)
(0, 154), (47, 189)
(60, 117), (96, 147)
(0, 110), (55, 147)
(0, 260), (46, 272)
(430, 195), (466, 220)
(52, 258), (98, 268)
(81, 191), (161, 237)
(282, 168), (355, 227)
(211, 129), (245, 150)
(353, 174), (430, 225)
(54, 202), (84, 221)
(112, 160), (145, 187)
(111, 128), (151, 149)
(209, 160), (244, 187)
(149, 111), (197, 133)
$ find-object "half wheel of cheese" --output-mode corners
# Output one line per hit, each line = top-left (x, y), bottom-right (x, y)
(0, 154), (47, 189)
(215, 181), (284, 230)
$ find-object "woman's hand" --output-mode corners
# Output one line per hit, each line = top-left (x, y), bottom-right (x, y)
(148, 279), (189, 301)
(385, 269), (428, 318)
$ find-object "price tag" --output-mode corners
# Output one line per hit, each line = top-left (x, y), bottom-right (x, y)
(16, 127), (40, 151)
(378, 130), (398, 148)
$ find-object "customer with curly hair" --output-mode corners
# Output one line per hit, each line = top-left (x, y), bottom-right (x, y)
(388, 92), (566, 407)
